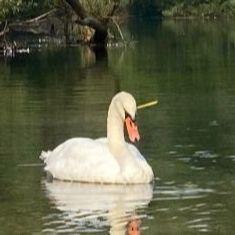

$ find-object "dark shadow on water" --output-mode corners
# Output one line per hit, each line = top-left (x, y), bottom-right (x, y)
(91, 45), (108, 64)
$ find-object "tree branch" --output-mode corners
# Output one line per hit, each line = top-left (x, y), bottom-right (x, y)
(0, 20), (9, 37)
(6, 9), (64, 35)
(112, 18), (124, 41)
(64, 0), (87, 18)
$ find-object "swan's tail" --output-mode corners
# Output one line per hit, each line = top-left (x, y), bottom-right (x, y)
(39, 151), (52, 162)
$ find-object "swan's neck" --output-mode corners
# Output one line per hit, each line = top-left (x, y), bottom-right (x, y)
(107, 102), (127, 156)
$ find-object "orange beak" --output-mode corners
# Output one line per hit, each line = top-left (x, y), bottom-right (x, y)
(125, 116), (140, 143)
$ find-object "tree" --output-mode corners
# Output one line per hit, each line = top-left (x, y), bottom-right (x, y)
(0, 0), (121, 46)
(64, 0), (115, 45)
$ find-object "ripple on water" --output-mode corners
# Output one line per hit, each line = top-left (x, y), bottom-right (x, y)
(153, 184), (214, 201)
(185, 217), (212, 233)
(193, 150), (218, 159)
(43, 211), (109, 234)
(153, 182), (226, 234)
(168, 146), (220, 169)
(226, 155), (235, 162)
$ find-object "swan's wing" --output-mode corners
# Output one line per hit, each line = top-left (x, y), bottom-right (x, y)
(43, 138), (120, 182)
(127, 143), (154, 182)
(127, 143), (145, 161)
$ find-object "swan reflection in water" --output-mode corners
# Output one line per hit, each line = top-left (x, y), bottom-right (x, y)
(43, 180), (153, 234)
(127, 218), (142, 235)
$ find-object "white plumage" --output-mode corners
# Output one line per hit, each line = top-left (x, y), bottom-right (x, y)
(40, 92), (154, 184)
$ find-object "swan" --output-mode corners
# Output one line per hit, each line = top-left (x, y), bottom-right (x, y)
(39, 91), (154, 184)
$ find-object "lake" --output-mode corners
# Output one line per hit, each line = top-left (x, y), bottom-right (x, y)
(0, 18), (235, 234)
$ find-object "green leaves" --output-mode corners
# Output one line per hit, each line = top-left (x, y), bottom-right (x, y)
(0, 0), (53, 21)
(160, 0), (235, 17)
(0, 0), (234, 22)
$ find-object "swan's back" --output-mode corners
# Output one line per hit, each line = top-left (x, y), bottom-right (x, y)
(40, 138), (153, 184)
(41, 138), (121, 183)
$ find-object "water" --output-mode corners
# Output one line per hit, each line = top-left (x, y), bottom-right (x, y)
(0, 19), (235, 234)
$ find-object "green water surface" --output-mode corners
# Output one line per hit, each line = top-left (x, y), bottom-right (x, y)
(0, 19), (235, 234)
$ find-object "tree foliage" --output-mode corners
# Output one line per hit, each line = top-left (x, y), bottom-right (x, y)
(0, 0), (54, 21)
(0, 0), (235, 22)
(161, 0), (235, 17)
(127, 0), (235, 17)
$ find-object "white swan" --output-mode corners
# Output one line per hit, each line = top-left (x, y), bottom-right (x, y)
(40, 91), (154, 184)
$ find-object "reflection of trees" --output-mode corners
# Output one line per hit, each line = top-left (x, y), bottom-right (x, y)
(108, 19), (235, 168)
(0, 46), (121, 151)
(126, 19), (235, 75)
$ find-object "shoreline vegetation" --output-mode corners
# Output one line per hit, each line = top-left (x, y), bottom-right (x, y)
(1, 1), (235, 20)
(162, 2), (235, 18)
(0, 0), (235, 56)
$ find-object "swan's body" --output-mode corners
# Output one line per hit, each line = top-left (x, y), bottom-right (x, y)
(40, 92), (154, 184)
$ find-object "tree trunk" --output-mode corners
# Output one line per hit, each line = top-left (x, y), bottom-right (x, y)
(65, 0), (108, 45)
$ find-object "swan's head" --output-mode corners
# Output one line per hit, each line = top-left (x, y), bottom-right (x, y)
(111, 92), (140, 143)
